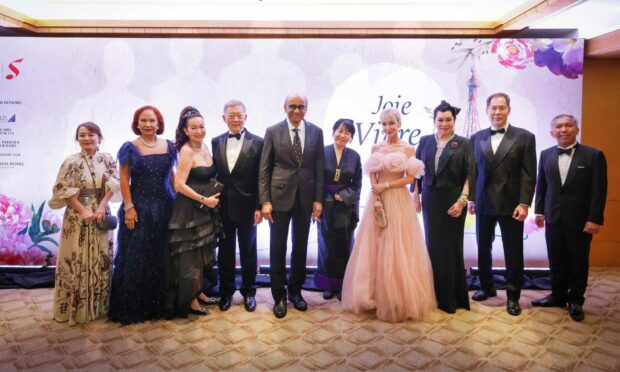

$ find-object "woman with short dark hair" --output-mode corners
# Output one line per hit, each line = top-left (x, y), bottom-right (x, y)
(49, 122), (119, 325)
(314, 119), (362, 301)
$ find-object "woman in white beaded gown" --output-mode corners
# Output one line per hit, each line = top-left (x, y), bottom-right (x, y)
(341, 108), (436, 322)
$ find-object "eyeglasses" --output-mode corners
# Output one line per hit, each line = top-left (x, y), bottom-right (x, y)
(287, 105), (306, 112)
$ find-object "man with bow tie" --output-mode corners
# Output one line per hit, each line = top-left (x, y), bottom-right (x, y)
(212, 99), (264, 312)
(532, 114), (607, 322)
(259, 93), (324, 318)
(468, 92), (537, 316)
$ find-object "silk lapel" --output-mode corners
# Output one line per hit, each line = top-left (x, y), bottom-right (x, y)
(492, 127), (517, 167)
(436, 137), (457, 176)
(562, 144), (580, 189)
(230, 132), (254, 175)
(424, 137), (437, 179)
(549, 148), (562, 192)
(480, 131), (494, 167)
(218, 134), (230, 176)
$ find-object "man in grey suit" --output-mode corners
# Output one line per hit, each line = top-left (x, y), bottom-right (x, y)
(468, 92), (537, 316)
(259, 93), (324, 318)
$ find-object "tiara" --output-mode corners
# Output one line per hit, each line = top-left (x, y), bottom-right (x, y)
(182, 109), (201, 120)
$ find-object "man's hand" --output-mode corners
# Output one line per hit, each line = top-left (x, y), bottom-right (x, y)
(468, 201), (476, 215)
(512, 204), (528, 221)
(262, 202), (273, 223)
(253, 210), (263, 226)
(584, 221), (603, 235)
(312, 202), (323, 221)
(535, 215), (545, 228)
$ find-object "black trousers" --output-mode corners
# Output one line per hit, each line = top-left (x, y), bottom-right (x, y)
(270, 196), (311, 301)
(545, 222), (592, 305)
(217, 218), (258, 298)
(476, 213), (524, 300)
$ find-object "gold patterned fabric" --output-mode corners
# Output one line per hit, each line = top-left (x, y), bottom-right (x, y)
(48, 152), (119, 325)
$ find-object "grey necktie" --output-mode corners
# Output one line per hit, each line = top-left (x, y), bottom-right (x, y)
(292, 128), (302, 164)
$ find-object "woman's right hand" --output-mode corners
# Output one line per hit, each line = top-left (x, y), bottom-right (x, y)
(81, 210), (96, 224)
(202, 193), (220, 209)
(412, 193), (421, 214)
(125, 207), (138, 230)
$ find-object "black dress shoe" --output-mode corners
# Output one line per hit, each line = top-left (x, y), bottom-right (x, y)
(531, 294), (567, 308)
(507, 299), (522, 316)
(218, 296), (233, 311)
(198, 297), (220, 306)
(244, 296), (257, 312)
(323, 291), (334, 300)
(472, 289), (497, 301)
(189, 307), (209, 316)
(288, 293), (308, 311)
(569, 303), (585, 322)
(273, 298), (287, 318)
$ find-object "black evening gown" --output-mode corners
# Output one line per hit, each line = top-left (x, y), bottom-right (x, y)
(108, 141), (176, 325)
(165, 165), (222, 318)
(314, 146), (362, 293)
(418, 134), (475, 313)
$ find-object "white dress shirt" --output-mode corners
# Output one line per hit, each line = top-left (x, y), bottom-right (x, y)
(226, 129), (246, 171)
(491, 123), (509, 154)
(287, 119), (305, 153)
(558, 142), (577, 185)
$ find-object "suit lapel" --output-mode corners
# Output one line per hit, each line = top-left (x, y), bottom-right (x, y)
(218, 134), (230, 176)
(549, 148), (562, 191)
(562, 144), (580, 188)
(436, 137), (457, 176)
(424, 137), (437, 178)
(480, 131), (494, 167)
(493, 127), (517, 167)
(230, 131), (254, 175)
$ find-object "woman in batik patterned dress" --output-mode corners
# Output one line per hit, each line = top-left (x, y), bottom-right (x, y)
(49, 122), (119, 325)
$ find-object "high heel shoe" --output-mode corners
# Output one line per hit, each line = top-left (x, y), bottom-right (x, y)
(189, 307), (209, 316)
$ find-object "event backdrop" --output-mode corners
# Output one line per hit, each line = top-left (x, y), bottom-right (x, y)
(0, 37), (584, 267)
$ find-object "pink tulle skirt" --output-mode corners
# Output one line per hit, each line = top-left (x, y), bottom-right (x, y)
(341, 185), (436, 322)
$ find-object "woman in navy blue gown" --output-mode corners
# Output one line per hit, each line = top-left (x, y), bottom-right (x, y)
(108, 105), (177, 325)
(314, 119), (362, 300)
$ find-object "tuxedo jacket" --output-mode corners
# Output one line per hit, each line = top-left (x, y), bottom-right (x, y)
(471, 125), (536, 215)
(535, 143), (607, 229)
(417, 134), (476, 199)
(259, 119), (324, 212)
(212, 130), (264, 223)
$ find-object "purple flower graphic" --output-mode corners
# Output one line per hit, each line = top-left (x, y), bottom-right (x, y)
(532, 39), (583, 79)
(490, 39), (533, 70)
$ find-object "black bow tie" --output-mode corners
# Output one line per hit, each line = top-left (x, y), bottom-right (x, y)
(228, 132), (242, 140)
(558, 147), (573, 156)
(490, 128), (506, 135)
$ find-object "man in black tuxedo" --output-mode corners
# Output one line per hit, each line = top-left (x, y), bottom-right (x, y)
(532, 114), (607, 322)
(259, 93), (324, 318)
(468, 92), (536, 316)
(212, 99), (264, 312)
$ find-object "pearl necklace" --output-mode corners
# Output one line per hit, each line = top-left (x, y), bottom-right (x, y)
(139, 136), (157, 148)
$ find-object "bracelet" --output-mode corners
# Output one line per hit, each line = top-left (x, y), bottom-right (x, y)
(124, 202), (135, 211)
(460, 193), (468, 198)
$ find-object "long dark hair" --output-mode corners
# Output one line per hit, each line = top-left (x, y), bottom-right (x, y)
(175, 106), (203, 151)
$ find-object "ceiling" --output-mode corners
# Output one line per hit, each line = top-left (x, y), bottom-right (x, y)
(1, 0), (619, 57)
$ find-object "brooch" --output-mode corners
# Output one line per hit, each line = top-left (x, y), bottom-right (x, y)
(449, 141), (459, 149)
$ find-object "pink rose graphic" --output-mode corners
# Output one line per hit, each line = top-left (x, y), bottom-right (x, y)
(491, 39), (533, 70)
(0, 194), (32, 232)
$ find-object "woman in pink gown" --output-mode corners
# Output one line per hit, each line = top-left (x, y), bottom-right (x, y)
(341, 108), (436, 322)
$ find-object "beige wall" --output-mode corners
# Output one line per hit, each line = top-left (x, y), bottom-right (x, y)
(582, 59), (620, 266)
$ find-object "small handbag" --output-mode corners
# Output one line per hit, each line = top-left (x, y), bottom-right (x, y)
(197, 179), (224, 210)
(374, 206), (388, 228)
(83, 155), (118, 231)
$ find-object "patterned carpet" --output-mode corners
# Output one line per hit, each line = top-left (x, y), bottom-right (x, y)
(1, 268), (619, 371)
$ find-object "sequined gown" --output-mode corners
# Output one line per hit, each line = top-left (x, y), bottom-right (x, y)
(108, 141), (176, 325)
(341, 143), (436, 322)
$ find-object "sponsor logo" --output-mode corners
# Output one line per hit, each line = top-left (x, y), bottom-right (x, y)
(0, 114), (16, 123)
(2, 58), (24, 80)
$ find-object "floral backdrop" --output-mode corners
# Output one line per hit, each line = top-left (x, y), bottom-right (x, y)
(0, 37), (583, 266)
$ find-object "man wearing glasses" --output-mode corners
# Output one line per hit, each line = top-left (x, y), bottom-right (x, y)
(259, 93), (325, 318)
